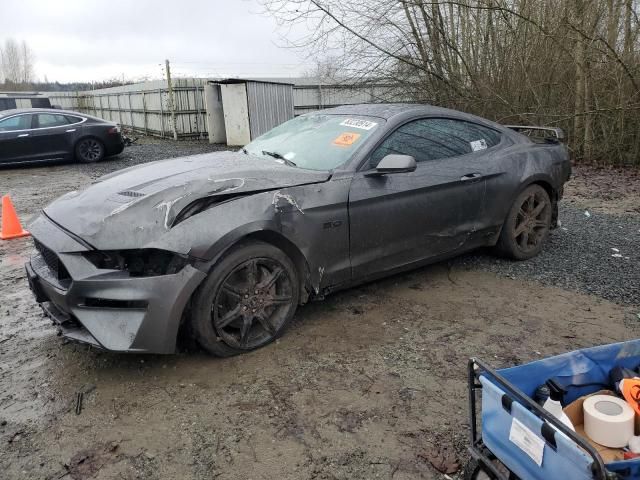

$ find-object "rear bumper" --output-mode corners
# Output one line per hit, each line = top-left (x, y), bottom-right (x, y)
(25, 215), (206, 353)
(105, 133), (125, 156)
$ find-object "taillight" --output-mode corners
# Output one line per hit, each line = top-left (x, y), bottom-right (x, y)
(107, 125), (120, 134)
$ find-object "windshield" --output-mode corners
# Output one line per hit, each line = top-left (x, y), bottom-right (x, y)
(243, 114), (384, 171)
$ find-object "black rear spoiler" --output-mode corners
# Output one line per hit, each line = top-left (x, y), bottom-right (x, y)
(504, 125), (565, 142)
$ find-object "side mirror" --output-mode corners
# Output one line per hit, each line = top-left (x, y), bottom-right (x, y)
(369, 154), (417, 175)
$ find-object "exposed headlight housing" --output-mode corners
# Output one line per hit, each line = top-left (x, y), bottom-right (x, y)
(81, 249), (189, 277)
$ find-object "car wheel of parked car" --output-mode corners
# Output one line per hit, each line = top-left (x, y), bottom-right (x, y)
(75, 138), (105, 163)
(192, 241), (300, 357)
(497, 184), (552, 260)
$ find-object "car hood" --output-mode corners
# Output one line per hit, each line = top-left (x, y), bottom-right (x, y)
(44, 151), (330, 248)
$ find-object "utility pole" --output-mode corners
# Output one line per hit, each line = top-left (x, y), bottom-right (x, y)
(165, 59), (178, 141)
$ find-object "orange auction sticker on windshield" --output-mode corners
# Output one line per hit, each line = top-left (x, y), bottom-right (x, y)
(333, 132), (361, 147)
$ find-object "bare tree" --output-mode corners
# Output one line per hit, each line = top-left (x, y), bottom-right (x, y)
(1, 38), (22, 84)
(261, 0), (640, 165)
(20, 40), (34, 84)
(0, 38), (35, 89)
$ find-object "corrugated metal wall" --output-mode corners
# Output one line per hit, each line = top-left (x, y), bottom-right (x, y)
(34, 78), (403, 140)
(43, 91), (79, 110)
(44, 79), (208, 138)
(293, 83), (405, 115)
(246, 81), (294, 139)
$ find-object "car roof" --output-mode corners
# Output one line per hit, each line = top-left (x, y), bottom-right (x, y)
(0, 108), (113, 124)
(316, 103), (507, 132)
(317, 103), (466, 119)
(0, 108), (85, 117)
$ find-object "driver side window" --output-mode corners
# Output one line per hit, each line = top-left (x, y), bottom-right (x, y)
(0, 114), (33, 132)
(368, 118), (501, 169)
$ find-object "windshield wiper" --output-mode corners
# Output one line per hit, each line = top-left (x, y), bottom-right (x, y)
(262, 150), (297, 167)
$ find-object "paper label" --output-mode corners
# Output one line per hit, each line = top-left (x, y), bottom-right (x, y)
(470, 139), (488, 151)
(340, 118), (378, 130)
(333, 132), (361, 147)
(509, 418), (544, 466)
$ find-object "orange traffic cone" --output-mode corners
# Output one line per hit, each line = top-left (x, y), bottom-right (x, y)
(0, 195), (30, 240)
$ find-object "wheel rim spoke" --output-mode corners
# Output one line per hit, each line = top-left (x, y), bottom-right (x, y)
(222, 283), (244, 300)
(525, 195), (534, 211)
(257, 267), (283, 290)
(245, 260), (259, 289)
(239, 314), (253, 346)
(519, 231), (529, 248)
(514, 221), (528, 236)
(264, 294), (292, 307)
(255, 312), (276, 335)
(216, 304), (242, 328)
(530, 201), (546, 218)
(532, 220), (548, 229)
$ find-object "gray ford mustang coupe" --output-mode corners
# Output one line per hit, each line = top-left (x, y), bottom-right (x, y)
(26, 104), (570, 356)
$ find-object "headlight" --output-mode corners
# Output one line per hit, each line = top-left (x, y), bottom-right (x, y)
(81, 249), (189, 277)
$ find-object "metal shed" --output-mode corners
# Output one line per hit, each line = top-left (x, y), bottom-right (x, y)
(203, 83), (226, 144)
(215, 79), (294, 146)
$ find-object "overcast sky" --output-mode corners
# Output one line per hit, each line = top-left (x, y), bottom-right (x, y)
(0, 0), (312, 83)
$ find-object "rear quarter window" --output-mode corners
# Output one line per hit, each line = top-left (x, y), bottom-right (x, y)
(36, 113), (70, 128)
(65, 115), (83, 124)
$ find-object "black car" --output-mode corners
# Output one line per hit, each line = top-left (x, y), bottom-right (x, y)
(0, 108), (124, 165)
(26, 104), (570, 356)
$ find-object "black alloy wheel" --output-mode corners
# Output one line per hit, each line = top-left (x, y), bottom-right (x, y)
(76, 138), (104, 163)
(192, 241), (299, 357)
(213, 257), (294, 350)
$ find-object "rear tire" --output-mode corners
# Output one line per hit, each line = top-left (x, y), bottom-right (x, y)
(496, 184), (552, 260)
(75, 138), (105, 163)
(191, 241), (300, 357)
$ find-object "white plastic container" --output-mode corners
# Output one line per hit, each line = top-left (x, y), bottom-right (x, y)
(543, 397), (575, 431)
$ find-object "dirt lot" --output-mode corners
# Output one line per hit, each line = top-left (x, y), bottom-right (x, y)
(1, 140), (639, 479)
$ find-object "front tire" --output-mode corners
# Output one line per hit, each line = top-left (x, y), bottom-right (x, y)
(191, 241), (300, 357)
(75, 138), (105, 163)
(496, 184), (552, 260)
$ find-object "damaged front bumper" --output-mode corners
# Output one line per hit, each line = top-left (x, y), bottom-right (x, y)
(25, 215), (206, 353)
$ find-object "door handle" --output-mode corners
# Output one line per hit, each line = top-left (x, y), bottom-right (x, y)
(18, 133), (29, 137)
(66, 129), (76, 133)
(460, 173), (482, 182)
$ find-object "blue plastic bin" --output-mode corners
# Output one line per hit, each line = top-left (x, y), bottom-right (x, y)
(468, 340), (640, 479)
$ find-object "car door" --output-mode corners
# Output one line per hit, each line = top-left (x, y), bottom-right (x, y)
(348, 117), (501, 279)
(29, 113), (77, 161)
(0, 113), (35, 164)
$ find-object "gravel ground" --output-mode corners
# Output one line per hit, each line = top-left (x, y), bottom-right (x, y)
(456, 205), (640, 306)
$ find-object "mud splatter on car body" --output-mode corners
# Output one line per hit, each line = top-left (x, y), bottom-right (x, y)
(24, 104), (571, 353)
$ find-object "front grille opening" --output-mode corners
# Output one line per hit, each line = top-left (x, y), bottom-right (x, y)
(82, 298), (148, 309)
(33, 238), (71, 284)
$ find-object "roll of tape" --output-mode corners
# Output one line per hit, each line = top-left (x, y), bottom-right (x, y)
(584, 395), (635, 448)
